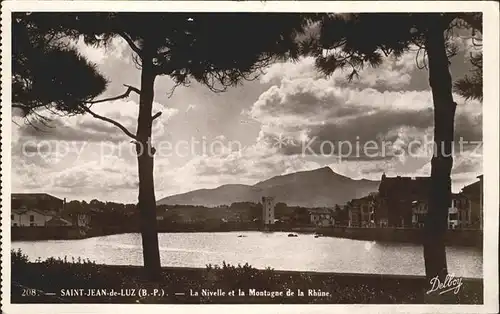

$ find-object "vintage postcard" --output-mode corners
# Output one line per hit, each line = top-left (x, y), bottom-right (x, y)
(1, 1), (499, 313)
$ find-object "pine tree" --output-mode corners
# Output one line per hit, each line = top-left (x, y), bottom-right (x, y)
(13, 12), (313, 278)
(302, 13), (482, 285)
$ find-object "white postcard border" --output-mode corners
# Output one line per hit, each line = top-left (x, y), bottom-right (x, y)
(1, 1), (499, 313)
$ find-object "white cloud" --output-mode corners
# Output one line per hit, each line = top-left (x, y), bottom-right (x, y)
(72, 36), (132, 65)
(12, 36), (483, 202)
(14, 99), (179, 144)
(450, 35), (483, 57)
(249, 67), (482, 153)
(261, 52), (418, 91)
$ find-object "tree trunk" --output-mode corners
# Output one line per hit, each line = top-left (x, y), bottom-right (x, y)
(136, 50), (161, 279)
(423, 21), (456, 287)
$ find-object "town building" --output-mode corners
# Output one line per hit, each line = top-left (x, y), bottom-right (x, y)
(11, 193), (77, 228)
(374, 193), (389, 228)
(73, 213), (91, 228)
(308, 208), (335, 227)
(377, 216), (389, 227)
(11, 208), (53, 227)
(12, 193), (65, 215)
(448, 202), (459, 229)
(46, 216), (73, 227)
(48, 210), (91, 230)
(378, 174), (431, 227)
(410, 192), (471, 229)
(347, 195), (376, 228)
(262, 196), (275, 225)
(377, 174), (483, 230)
(451, 193), (472, 229)
(367, 192), (389, 227)
(332, 205), (348, 226)
(411, 200), (427, 228)
(461, 175), (483, 230)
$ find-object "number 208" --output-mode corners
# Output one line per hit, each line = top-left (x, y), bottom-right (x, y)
(22, 289), (38, 297)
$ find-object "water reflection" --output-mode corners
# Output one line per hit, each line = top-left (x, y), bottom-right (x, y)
(12, 231), (483, 278)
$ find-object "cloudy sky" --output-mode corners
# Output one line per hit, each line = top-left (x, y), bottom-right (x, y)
(12, 28), (483, 203)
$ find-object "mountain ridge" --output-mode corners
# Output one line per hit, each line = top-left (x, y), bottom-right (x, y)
(157, 167), (380, 207)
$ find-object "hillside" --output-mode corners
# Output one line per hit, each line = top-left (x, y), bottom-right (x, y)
(157, 167), (380, 207)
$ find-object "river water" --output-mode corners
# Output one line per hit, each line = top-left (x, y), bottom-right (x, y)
(12, 231), (483, 278)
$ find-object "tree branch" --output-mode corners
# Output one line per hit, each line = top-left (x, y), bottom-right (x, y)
(80, 105), (137, 140)
(86, 84), (141, 104)
(457, 13), (482, 33)
(12, 104), (28, 110)
(167, 81), (184, 98)
(152, 112), (162, 120)
(123, 84), (141, 96)
(118, 31), (143, 58)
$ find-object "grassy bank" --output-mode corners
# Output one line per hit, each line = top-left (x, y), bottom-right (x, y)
(11, 250), (482, 304)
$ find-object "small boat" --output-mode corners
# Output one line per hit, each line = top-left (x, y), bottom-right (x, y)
(237, 235), (246, 238)
(287, 233), (298, 237)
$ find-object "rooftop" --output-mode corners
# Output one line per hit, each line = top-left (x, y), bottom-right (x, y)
(379, 174), (431, 197)
(308, 208), (333, 215)
(12, 193), (63, 201)
(12, 208), (51, 216)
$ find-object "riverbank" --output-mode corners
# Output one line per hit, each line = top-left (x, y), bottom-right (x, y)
(11, 251), (483, 304)
(315, 227), (483, 247)
(11, 225), (483, 248)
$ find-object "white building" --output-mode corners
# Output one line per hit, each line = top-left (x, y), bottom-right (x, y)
(309, 209), (335, 227)
(410, 195), (471, 230)
(449, 195), (471, 229)
(262, 196), (275, 225)
(448, 205), (459, 229)
(411, 200), (427, 228)
(74, 213), (91, 228)
(11, 208), (53, 227)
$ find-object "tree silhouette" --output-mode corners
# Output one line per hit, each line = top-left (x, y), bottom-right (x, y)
(13, 12), (313, 278)
(303, 13), (482, 285)
(454, 52), (483, 101)
(12, 15), (107, 127)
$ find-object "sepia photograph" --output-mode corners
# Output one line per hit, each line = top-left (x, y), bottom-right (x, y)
(1, 1), (499, 313)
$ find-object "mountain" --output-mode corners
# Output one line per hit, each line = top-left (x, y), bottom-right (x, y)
(157, 167), (380, 207)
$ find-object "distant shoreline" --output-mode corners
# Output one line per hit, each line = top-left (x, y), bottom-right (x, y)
(11, 226), (483, 248)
